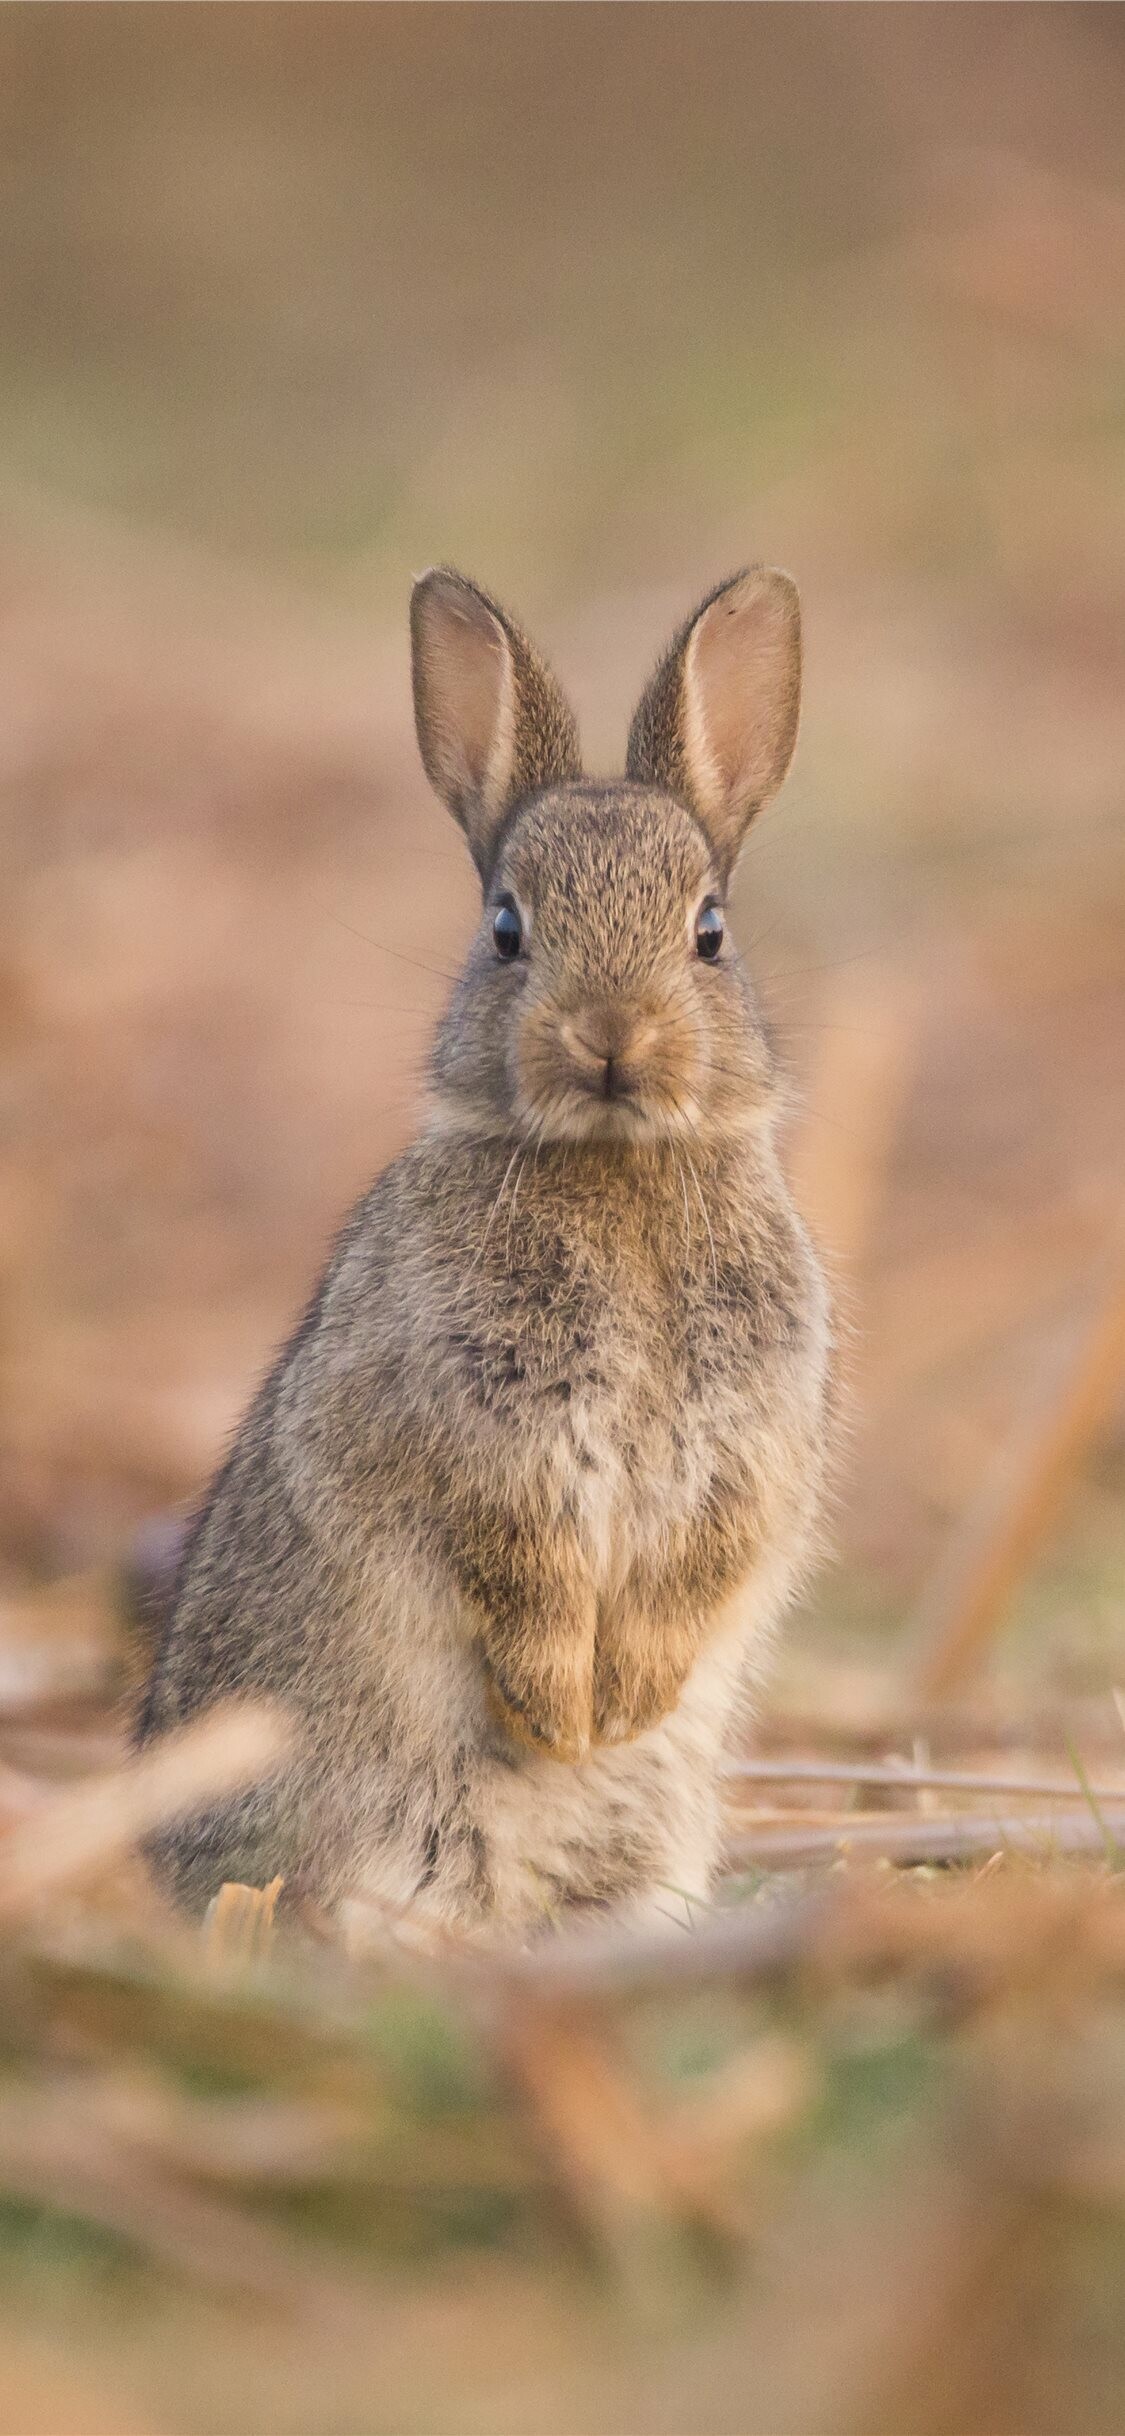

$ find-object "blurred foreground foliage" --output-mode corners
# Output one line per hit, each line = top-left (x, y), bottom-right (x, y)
(2, 1682), (1125, 2433)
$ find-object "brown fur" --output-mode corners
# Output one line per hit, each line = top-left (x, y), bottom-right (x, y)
(410, 568), (581, 877)
(627, 566), (801, 878)
(137, 568), (834, 1940)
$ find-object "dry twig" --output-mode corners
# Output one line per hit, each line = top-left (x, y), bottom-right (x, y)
(727, 1757), (1125, 1803)
(0, 1703), (288, 1924)
(905, 1248), (1125, 1701)
(726, 1806), (1125, 1873)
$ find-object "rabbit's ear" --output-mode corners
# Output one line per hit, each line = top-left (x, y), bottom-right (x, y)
(626, 569), (801, 876)
(410, 568), (582, 876)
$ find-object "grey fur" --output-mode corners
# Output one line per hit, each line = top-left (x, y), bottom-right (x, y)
(137, 570), (834, 1942)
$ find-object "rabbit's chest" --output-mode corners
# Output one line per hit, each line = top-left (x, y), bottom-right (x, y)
(538, 1308), (741, 1583)
(449, 1182), (798, 1582)
(551, 1396), (709, 1579)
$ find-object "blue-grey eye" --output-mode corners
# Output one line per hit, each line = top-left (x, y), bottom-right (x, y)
(695, 903), (724, 960)
(493, 899), (523, 960)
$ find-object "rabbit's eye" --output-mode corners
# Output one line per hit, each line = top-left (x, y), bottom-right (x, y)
(695, 904), (724, 961)
(493, 899), (523, 960)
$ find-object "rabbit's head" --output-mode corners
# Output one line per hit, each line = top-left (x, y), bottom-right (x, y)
(412, 567), (801, 1144)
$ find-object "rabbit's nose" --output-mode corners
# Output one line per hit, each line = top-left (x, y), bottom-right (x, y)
(560, 1011), (657, 1096)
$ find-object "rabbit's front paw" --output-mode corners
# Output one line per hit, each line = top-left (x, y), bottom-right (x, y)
(481, 1642), (592, 1764)
(592, 1621), (696, 1745)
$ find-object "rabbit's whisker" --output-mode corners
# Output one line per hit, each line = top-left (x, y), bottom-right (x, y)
(740, 915), (785, 960)
(332, 999), (438, 1020)
(530, 1111), (550, 1188)
(759, 1021), (888, 1040)
(320, 905), (460, 988)
(672, 1143), (694, 1277)
(502, 1110), (552, 1268)
(469, 1140), (525, 1275)
(679, 1121), (720, 1297)
(790, 1101), (866, 1145)
(759, 943), (886, 987)
(503, 1148), (531, 1274)
(703, 1057), (758, 1085)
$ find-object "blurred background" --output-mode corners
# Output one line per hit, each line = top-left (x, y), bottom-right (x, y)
(2, 5), (1124, 1689)
(1, 11), (1125, 2429)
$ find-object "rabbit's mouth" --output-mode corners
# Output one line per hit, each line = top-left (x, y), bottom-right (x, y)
(512, 994), (709, 1144)
(526, 1088), (698, 1145)
(559, 1015), (655, 1109)
(516, 1021), (702, 1142)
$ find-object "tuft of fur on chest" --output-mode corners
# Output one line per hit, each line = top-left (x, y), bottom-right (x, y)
(543, 1373), (729, 1593)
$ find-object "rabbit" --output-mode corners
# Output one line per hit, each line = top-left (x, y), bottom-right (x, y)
(136, 564), (834, 1940)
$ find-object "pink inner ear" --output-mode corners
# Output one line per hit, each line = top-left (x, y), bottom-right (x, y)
(689, 572), (801, 822)
(416, 577), (510, 809)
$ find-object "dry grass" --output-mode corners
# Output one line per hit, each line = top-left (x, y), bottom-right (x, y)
(2, 1665), (1125, 2431)
(3, 1593), (1125, 2431)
